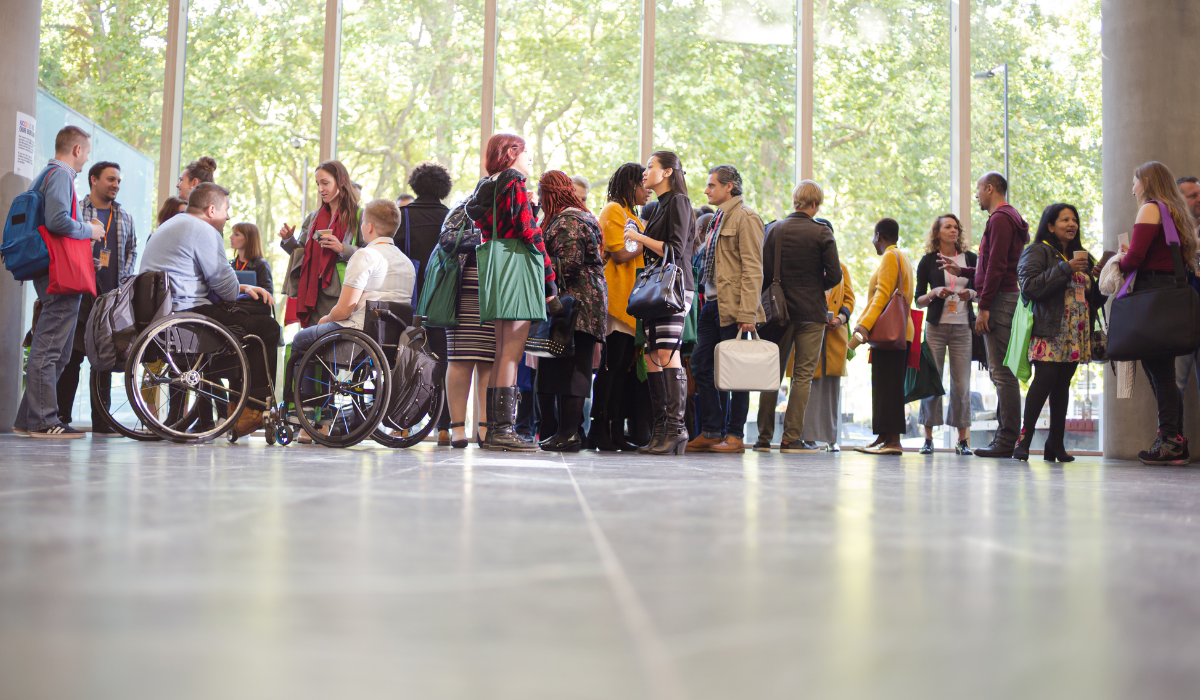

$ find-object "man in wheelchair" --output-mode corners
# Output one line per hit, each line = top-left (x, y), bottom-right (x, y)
(139, 183), (280, 437)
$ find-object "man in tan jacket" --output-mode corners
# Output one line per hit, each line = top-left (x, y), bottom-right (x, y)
(687, 165), (765, 454)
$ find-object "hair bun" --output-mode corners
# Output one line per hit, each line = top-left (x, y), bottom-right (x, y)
(199, 156), (217, 172)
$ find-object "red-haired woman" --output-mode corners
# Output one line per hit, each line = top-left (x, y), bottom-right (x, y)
(466, 134), (558, 451)
(534, 170), (607, 452)
(278, 160), (363, 328)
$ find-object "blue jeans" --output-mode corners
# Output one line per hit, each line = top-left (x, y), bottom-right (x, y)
(1175, 348), (1200, 426)
(292, 322), (346, 356)
(690, 300), (748, 439)
(16, 276), (82, 431)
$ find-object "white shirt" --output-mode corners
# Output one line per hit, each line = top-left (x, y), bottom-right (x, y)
(339, 237), (416, 330)
(940, 253), (971, 325)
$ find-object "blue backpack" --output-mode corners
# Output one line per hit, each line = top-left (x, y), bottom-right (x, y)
(1, 166), (60, 281)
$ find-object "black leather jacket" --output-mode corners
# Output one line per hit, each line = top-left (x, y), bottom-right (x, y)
(1017, 242), (1106, 338)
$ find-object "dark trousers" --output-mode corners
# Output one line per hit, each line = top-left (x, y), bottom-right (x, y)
(1022, 360), (1078, 445)
(57, 349), (111, 430)
(1144, 356), (1183, 438)
(690, 300), (749, 439)
(190, 304), (281, 401)
(591, 331), (636, 423)
(871, 346), (908, 435)
(427, 326), (452, 431)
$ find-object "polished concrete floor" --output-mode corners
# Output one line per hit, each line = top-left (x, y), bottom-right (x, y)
(1, 436), (1198, 700)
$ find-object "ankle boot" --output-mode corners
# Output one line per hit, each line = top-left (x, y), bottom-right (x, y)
(489, 386), (536, 451)
(647, 368), (689, 455)
(638, 372), (667, 454)
(1044, 414), (1073, 462)
(1012, 427), (1036, 461)
(611, 419), (638, 451)
(587, 410), (618, 452)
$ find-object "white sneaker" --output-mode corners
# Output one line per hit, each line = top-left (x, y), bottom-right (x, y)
(31, 425), (85, 439)
(12, 427), (29, 436)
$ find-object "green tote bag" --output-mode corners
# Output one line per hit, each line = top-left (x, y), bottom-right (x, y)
(1003, 296), (1034, 383)
(477, 238), (548, 322)
(416, 217), (467, 328)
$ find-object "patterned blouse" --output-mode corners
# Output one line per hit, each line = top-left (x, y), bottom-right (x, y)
(542, 208), (608, 341)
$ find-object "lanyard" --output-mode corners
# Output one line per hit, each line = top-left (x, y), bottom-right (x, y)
(235, 258), (249, 271)
(1044, 241), (1070, 264)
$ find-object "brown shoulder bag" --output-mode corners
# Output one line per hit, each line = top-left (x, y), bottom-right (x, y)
(867, 249), (909, 351)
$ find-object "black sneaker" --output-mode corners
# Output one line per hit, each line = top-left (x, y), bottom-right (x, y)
(1139, 433), (1190, 466)
(752, 439), (772, 452)
(955, 439), (973, 456)
(780, 440), (806, 453)
(31, 424), (85, 439)
(919, 439), (934, 455)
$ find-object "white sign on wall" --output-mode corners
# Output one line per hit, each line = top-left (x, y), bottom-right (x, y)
(14, 111), (36, 179)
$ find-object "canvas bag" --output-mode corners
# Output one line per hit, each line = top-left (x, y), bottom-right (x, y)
(714, 329), (780, 392)
(1003, 296), (1034, 383)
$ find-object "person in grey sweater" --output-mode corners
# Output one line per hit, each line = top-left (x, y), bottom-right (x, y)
(139, 183), (278, 438)
(14, 126), (105, 439)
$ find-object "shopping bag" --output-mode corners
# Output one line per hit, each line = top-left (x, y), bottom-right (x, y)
(40, 227), (96, 296)
(904, 340), (945, 403)
(1003, 296), (1034, 383)
(416, 218), (467, 327)
(714, 329), (780, 392)
(476, 238), (547, 322)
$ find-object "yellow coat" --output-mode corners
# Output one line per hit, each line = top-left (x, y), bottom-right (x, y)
(598, 202), (644, 330)
(858, 245), (915, 342)
(814, 262), (856, 379)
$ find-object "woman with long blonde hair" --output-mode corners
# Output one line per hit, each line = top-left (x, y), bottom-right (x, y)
(1118, 161), (1199, 465)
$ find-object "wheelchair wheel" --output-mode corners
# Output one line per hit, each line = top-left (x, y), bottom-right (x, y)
(292, 328), (391, 448)
(371, 377), (445, 449)
(90, 369), (161, 441)
(126, 313), (250, 443)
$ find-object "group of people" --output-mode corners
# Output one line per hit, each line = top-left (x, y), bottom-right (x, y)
(13, 127), (1200, 466)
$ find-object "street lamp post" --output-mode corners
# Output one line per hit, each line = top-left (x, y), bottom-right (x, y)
(974, 63), (1009, 190)
(287, 137), (309, 223)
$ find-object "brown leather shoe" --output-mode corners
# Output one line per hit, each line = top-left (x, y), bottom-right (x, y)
(711, 436), (745, 453)
(437, 430), (451, 447)
(233, 408), (264, 439)
(686, 434), (724, 452)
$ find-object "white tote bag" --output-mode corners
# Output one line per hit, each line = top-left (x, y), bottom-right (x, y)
(714, 330), (781, 392)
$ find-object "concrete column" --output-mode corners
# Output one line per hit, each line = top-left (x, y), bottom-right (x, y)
(794, 0), (813, 183)
(637, 0), (655, 165)
(157, 0), (188, 205)
(0, 1), (42, 431)
(949, 0), (971, 245)
(318, 0), (342, 162)
(1101, 0), (1200, 459)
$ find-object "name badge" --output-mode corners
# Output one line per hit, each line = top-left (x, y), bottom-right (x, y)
(946, 299), (957, 314)
(1074, 286), (1085, 303)
(97, 250), (111, 268)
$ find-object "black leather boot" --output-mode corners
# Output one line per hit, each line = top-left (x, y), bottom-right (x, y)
(488, 386), (537, 452)
(479, 387), (495, 448)
(1044, 413), (1073, 462)
(587, 408), (618, 451)
(647, 368), (688, 455)
(1012, 428), (1036, 462)
(611, 420), (639, 451)
(638, 372), (667, 454)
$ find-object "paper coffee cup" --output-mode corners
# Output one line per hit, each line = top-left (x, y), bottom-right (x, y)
(1073, 250), (1088, 260)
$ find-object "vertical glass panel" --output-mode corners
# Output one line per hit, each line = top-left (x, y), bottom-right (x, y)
(182, 0), (325, 267)
(494, 0), (642, 209)
(810, 1), (949, 449)
(338, 0), (485, 202)
(654, 0), (796, 220)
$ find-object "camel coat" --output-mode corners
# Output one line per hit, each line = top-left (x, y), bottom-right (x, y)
(813, 262), (856, 379)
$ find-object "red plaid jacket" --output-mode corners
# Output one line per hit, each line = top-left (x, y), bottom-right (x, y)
(473, 174), (555, 286)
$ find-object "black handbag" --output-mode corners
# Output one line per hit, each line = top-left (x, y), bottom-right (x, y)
(1106, 200), (1200, 361)
(761, 224), (788, 326)
(1090, 306), (1109, 364)
(526, 295), (577, 358)
(627, 247), (685, 320)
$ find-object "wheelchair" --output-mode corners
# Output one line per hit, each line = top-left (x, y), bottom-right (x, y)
(114, 299), (443, 449)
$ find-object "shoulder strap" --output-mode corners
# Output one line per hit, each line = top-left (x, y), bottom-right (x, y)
(772, 224), (782, 283)
(1154, 200), (1188, 283)
(889, 248), (903, 298)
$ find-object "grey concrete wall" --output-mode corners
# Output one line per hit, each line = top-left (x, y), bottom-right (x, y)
(1101, 0), (1200, 458)
(0, 1), (42, 431)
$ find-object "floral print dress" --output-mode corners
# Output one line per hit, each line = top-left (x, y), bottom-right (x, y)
(542, 208), (608, 341)
(1028, 270), (1091, 363)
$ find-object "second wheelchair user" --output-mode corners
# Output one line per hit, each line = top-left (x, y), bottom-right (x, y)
(139, 183), (280, 438)
(290, 198), (416, 354)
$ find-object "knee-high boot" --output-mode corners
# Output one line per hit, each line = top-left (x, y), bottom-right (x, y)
(647, 368), (689, 456)
(637, 372), (667, 454)
(488, 386), (536, 451)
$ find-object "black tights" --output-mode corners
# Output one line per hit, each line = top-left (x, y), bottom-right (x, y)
(1021, 361), (1077, 445)
(538, 393), (584, 440)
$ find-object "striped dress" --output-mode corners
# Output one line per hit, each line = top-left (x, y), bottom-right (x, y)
(447, 257), (496, 362)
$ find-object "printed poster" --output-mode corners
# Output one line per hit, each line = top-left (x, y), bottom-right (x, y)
(14, 112), (35, 179)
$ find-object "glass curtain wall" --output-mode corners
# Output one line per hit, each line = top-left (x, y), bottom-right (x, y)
(812, 0), (950, 448)
(338, 0), (485, 203)
(653, 0), (797, 221)
(182, 0), (326, 285)
(494, 0), (642, 210)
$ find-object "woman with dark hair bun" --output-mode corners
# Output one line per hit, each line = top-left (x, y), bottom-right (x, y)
(466, 133), (558, 452)
(620, 150), (697, 456)
(1013, 203), (1105, 462)
(278, 160), (364, 328)
(587, 162), (651, 451)
(403, 161), (454, 444)
(177, 156), (216, 201)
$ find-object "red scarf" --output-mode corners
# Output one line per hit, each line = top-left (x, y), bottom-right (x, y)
(295, 204), (350, 327)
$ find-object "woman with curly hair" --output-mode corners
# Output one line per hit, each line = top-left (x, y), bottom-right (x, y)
(534, 170), (607, 452)
(914, 213), (977, 455)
